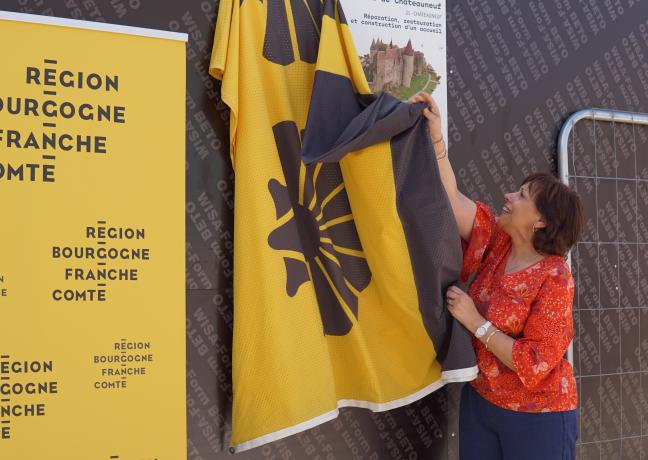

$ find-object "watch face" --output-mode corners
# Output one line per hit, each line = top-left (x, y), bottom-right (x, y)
(476, 322), (490, 338)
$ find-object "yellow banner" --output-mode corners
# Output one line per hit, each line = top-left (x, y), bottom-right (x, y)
(0, 12), (186, 460)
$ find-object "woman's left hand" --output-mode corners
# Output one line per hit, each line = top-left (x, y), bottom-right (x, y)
(446, 286), (485, 334)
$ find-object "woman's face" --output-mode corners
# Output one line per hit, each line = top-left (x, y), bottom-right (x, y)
(499, 182), (545, 235)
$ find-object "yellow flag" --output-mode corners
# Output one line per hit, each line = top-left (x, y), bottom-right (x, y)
(210, 0), (477, 452)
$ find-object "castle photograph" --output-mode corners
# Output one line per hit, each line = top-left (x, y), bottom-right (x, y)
(360, 38), (441, 100)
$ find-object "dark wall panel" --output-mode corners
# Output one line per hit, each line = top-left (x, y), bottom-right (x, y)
(3, 0), (648, 458)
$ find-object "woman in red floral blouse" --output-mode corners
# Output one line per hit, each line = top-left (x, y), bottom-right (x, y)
(411, 93), (584, 460)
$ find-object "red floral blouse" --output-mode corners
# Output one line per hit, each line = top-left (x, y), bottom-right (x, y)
(460, 201), (578, 412)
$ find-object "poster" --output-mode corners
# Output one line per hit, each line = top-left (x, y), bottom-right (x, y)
(343, 0), (448, 140)
(0, 11), (187, 460)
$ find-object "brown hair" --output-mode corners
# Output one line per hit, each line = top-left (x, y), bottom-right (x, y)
(522, 172), (584, 256)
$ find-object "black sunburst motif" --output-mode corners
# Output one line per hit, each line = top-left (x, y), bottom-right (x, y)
(268, 121), (371, 336)
(262, 0), (346, 66)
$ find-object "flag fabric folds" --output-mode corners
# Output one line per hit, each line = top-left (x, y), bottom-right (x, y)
(210, 0), (478, 452)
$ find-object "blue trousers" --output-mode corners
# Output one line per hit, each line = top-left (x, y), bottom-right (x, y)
(459, 384), (578, 460)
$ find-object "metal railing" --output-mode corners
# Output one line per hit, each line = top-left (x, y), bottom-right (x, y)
(558, 108), (648, 365)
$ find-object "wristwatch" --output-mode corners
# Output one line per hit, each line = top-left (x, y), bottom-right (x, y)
(474, 320), (492, 339)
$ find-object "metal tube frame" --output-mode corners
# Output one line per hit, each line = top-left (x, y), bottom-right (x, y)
(558, 108), (648, 365)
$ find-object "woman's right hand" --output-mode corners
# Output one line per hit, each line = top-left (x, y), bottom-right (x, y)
(409, 91), (443, 143)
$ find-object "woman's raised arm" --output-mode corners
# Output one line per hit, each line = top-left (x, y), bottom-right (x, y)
(410, 92), (476, 241)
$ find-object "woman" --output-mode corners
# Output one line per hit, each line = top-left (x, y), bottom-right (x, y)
(410, 92), (583, 460)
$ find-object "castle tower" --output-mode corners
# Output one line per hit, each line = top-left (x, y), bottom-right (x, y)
(402, 39), (415, 88)
(370, 38), (378, 60)
(374, 50), (386, 91)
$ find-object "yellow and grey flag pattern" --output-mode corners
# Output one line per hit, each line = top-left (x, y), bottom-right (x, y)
(210, 0), (477, 452)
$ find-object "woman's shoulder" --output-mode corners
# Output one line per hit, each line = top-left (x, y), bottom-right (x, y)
(475, 200), (497, 220)
(474, 200), (512, 247)
(544, 256), (571, 274)
(473, 200), (498, 232)
(540, 256), (574, 290)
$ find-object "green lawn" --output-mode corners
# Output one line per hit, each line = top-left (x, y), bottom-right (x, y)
(393, 73), (438, 100)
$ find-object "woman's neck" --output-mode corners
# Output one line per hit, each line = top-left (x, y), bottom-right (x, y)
(508, 232), (543, 262)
